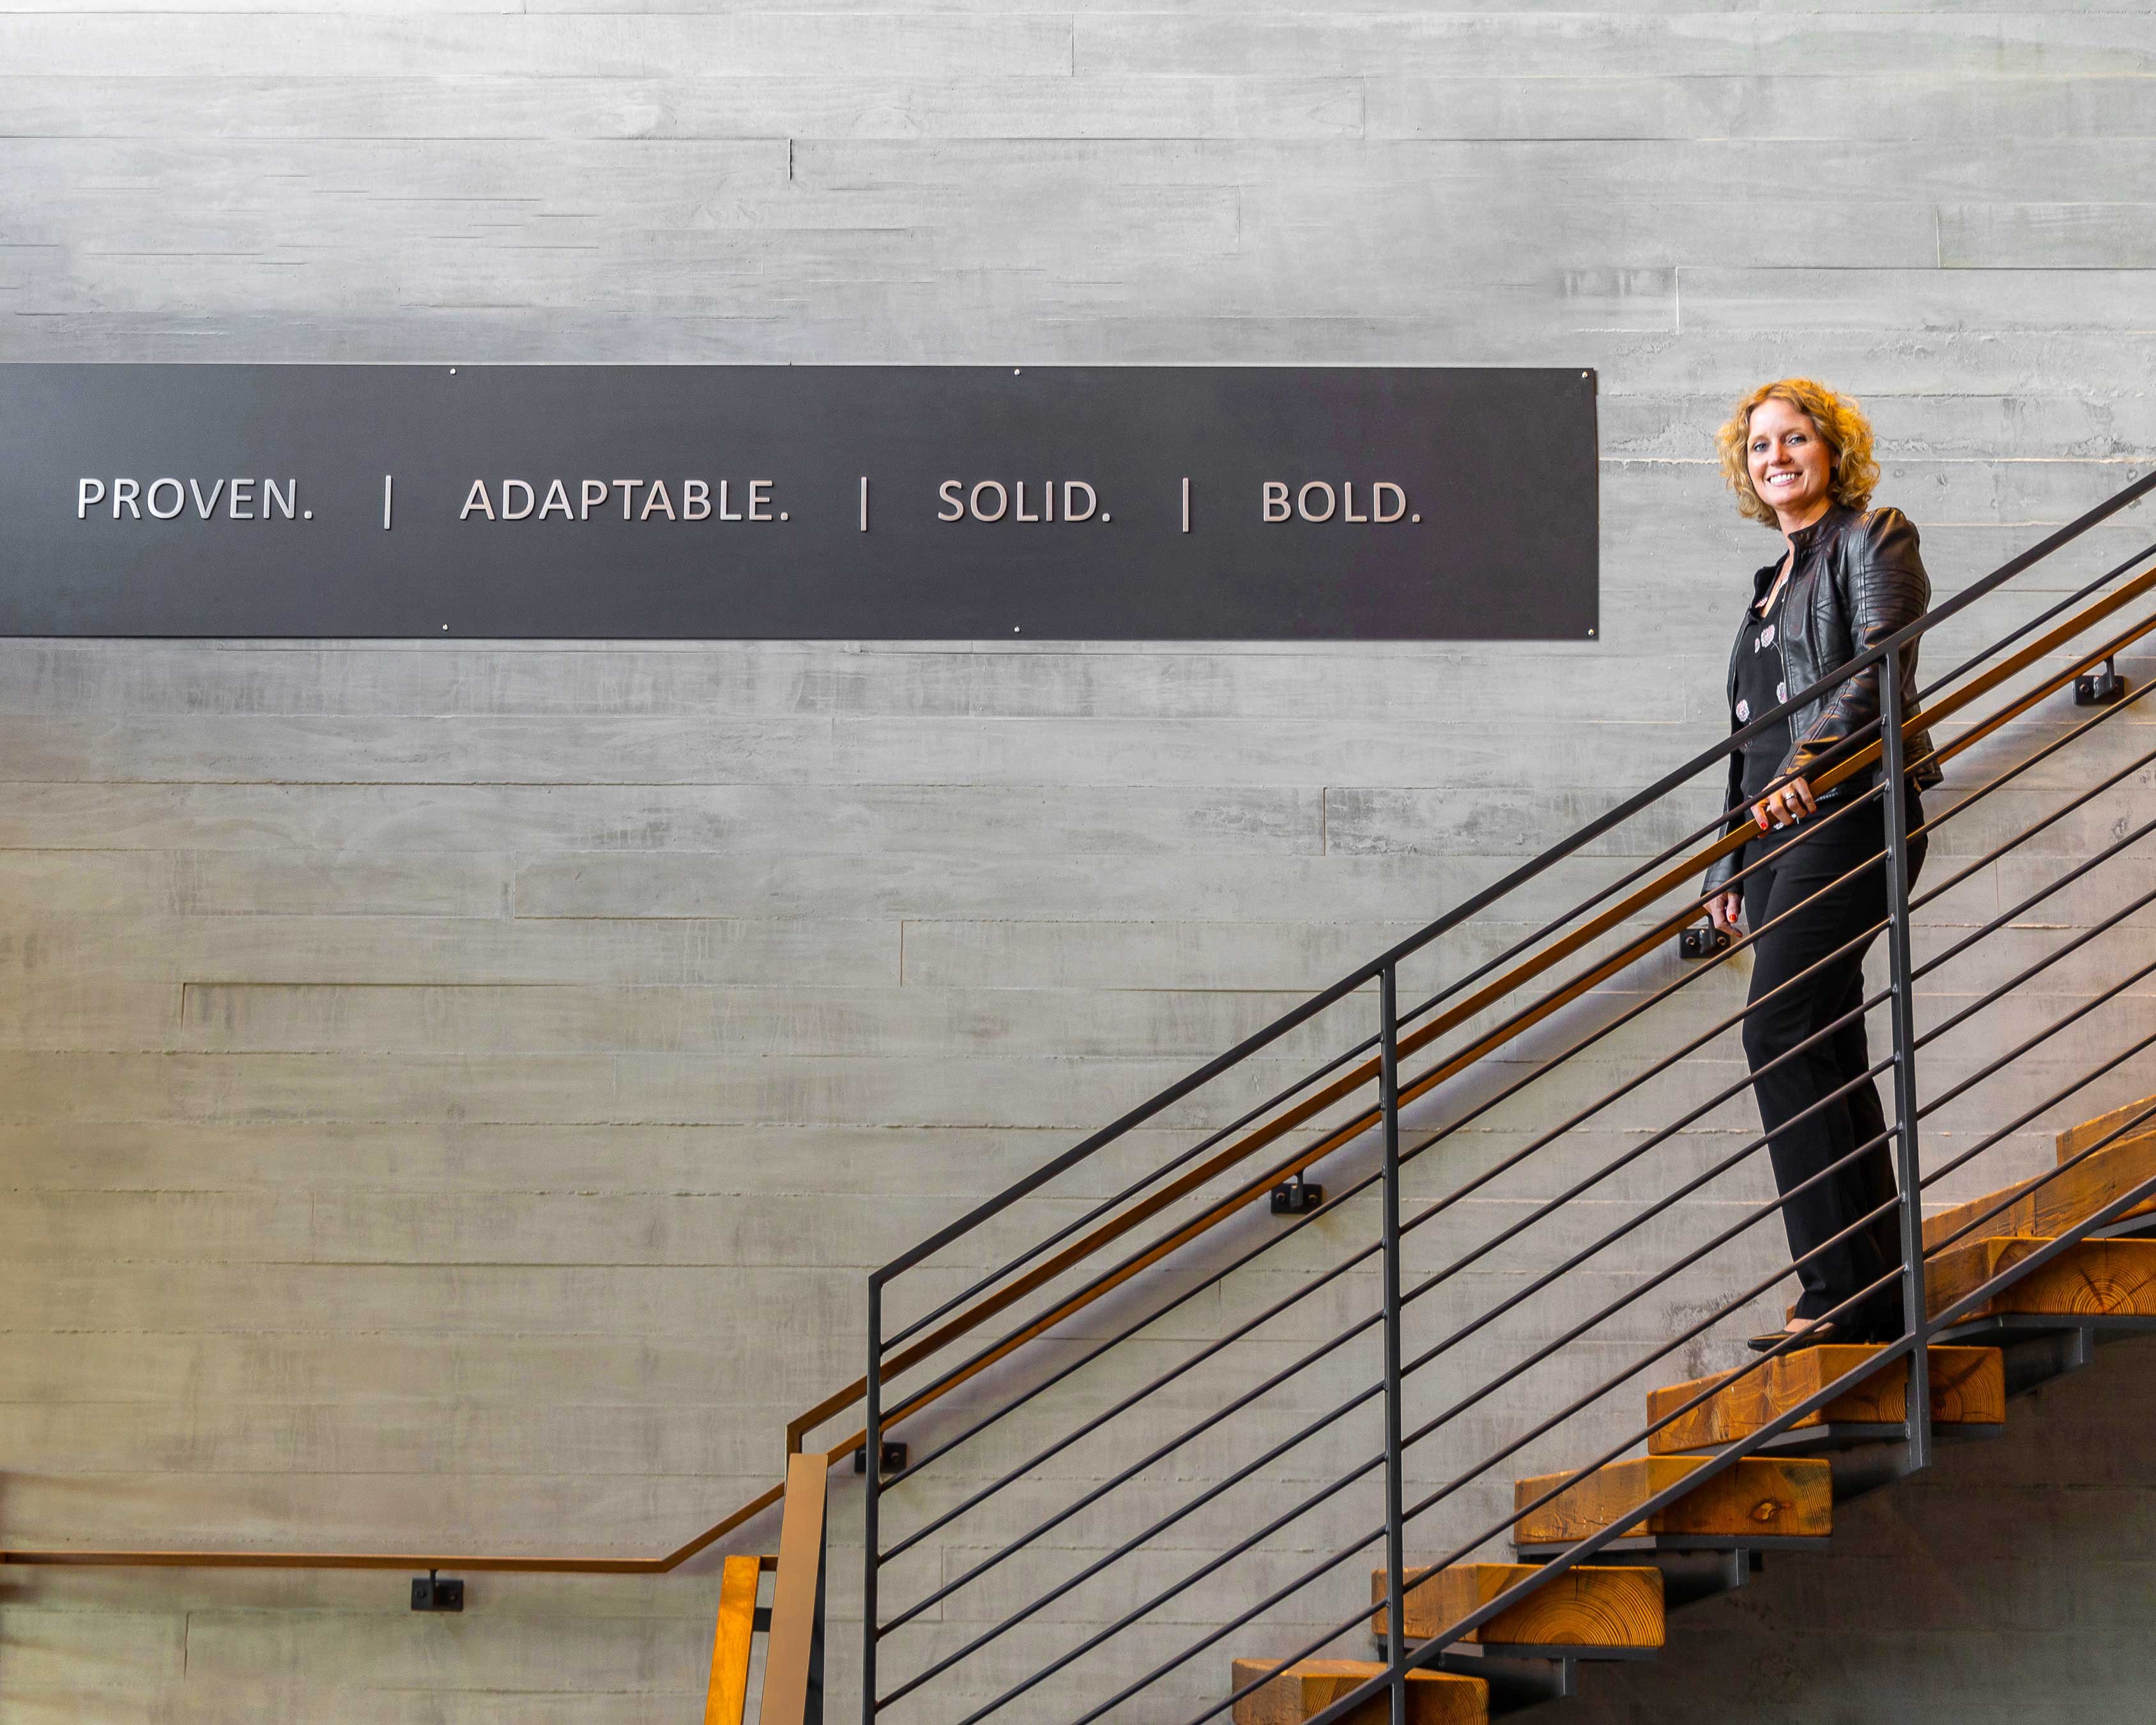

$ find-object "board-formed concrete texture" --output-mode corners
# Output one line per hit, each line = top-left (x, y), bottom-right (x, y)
(3, 5), (2156, 1721)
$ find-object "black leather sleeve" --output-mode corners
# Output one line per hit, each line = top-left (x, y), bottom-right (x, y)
(1702, 746), (1747, 896)
(1783, 507), (1929, 783)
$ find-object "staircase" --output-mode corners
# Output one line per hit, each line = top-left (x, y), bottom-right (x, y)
(1236, 1108), (2156, 1724)
(843, 469), (2156, 1725)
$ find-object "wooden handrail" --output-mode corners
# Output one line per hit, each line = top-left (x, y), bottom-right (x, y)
(0, 1478), (785, 1572)
(8, 563), (2150, 1584)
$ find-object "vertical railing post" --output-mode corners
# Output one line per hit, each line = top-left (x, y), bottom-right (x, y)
(862, 1280), (882, 1725)
(1879, 643), (1932, 1471)
(1378, 965), (1407, 1725)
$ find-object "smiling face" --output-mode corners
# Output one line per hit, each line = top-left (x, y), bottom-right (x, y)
(1745, 395), (1835, 532)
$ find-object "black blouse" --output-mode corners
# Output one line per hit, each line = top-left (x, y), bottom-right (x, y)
(1734, 585), (1791, 808)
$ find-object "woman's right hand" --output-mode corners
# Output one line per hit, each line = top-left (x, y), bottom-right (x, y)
(1706, 891), (1743, 936)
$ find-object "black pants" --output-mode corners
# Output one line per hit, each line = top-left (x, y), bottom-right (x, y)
(1739, 794), (1925, 1335)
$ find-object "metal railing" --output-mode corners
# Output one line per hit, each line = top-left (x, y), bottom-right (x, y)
(859, 470), (2156, 1725)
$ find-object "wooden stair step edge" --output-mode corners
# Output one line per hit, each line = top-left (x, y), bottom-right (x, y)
(1648, 1344), (2003, 1456)
(1230, 1659), (1488, 1725)
(1367, 1561), (1663, 1650)
(2056, 1094), (2156, 1163)
(1925, 1235), (2156, 1322)
(1512, 1454), (1831, 1546)
(1923, 1127), (2156, 1254)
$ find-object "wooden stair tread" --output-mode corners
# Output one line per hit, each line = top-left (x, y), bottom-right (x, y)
(1369, 1561), (1663, 1649)
(2056, 1096), (2156, 1162)
(1512, 1454), (1830, 1545)
(1924, 1128), (2156, 1254)
(1230, 1659), (1487, 1724)
(1648, 1344), (2003, 1455)
(1926, 1235), (2156, 1322)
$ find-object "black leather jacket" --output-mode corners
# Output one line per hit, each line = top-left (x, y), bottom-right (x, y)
(1704, 502), (1942, 896)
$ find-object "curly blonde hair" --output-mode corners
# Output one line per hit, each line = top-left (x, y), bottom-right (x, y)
(1716, 378), (1880, 526)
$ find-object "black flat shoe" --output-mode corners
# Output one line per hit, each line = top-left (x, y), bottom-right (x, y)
(1747, 1319), (1842, 1353)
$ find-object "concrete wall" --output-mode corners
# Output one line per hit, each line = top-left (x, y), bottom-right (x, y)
(4, 5), (2156, 1721)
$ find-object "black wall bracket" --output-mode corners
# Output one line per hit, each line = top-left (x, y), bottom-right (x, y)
(1271, 1177), (1326, 1215)
(411, 1571), (464, 1613)
(1678, 926), (1732, 961)
(2076, 656), (2128, 706)
(854, 1440), (908, 1475)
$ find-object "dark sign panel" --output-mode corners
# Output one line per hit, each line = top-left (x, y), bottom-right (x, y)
(0, 365), (1598, 640)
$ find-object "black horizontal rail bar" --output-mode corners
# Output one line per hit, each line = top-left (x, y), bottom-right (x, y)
(1411, 520), (2156, 1064)
(876, 1199), (1382, 1558)
(1380, 836), (2156, 1480)
(871, 473), (2156, 1289)
(869, 958), (1395, 1288)
(1300, 1136), (2156, 1725)
(886, 732), (1879, 1359)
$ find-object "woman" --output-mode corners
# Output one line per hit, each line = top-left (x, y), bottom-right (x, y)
(1701, 379), (1942, 1351)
